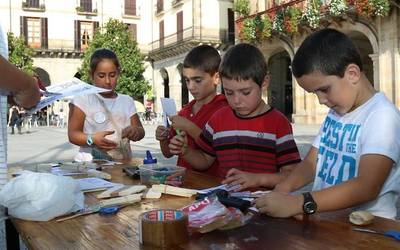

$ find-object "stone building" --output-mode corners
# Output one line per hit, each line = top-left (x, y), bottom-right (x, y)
(237, 0), (400, 123)
(0, 0), (235, 117)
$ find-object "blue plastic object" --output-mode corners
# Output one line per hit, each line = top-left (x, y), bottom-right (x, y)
(99, 206), (120, 215)
(143, 150), (157, 164)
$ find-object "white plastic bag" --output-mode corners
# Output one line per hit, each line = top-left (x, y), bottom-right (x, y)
(0, 171), (84, 221)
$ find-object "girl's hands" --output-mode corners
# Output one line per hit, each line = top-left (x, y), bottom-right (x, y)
(222, 169), (262, 191)
(93, 131), (118, 150)
(168, 131), (188, 155)
(122, 125), (143, 141)
(155, 125), (170, 141)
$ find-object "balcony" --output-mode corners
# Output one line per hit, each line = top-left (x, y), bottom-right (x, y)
(76, 6), (98, 16)
(235, 0), (393, 42)
(22, 0), (46, 12)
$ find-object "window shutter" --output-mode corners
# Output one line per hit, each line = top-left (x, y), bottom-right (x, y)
(129, 23), (137, 41)
(177, 11), (183, 41)
(159, 20), (164, 48)
(227, 9), (234, 43)
(125, 0), (136, 16)
(74, 20), (81, 51)
(41, 18), (48, 49)
(20, 16), (28, 45)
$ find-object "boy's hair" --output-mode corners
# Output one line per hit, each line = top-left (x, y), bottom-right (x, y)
(183, 45), (221, 75)
(219, 43), (267, 87)
(89, 48), (120, 75)
(292, 28), (363, 78)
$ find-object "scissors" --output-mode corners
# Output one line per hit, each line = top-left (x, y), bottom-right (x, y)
(353, 227), (400, 241)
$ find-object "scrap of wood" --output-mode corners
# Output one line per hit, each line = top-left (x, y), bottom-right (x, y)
(151, 184), (197, 197)
(99, 194), (142, 207)
(142, 188), (162, 199)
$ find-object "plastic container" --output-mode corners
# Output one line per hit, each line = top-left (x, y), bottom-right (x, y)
(138, 164), (186, 187)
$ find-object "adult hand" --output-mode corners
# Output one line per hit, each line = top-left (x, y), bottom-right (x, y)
(168, 131), (188, 155)
(11, 77), (41, 109)
(222, 169), (262, 191)
(122, 125), (143, 141)
(93, 131), (118, 150)
(254, 191), (302, 218)
(155, 125), (170, 141)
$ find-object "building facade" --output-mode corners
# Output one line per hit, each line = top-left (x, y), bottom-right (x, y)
(0, 0), (235, 117)
(237, 0), (400, 123)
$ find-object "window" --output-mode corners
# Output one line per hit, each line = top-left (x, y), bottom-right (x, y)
(20, 16), (47, 49)
(80, 0), (92, 12)
(74, 20), (99, 51)
(125, 0), (136, 16)
(156, 0), (163, 13)
(127, 23), (137, 41)
(27, 18), (41, 48)
(26, 0), (39, 8)
(177, 11), (183, 41)
(159, 20), (164, 48)
(227, 8), (235, 43)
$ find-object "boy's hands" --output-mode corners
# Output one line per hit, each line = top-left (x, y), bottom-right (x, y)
(155, 125), (170, 141)
(122, 125), (143, 141)
(254, 192), (302, 218)
(222, 169), (262, 191)
(168, 131), (188, 155)
(170, 115), (191, 132)
(93, 131), (118, 150)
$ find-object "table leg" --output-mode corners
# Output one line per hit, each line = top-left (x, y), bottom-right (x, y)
(5, 219), (20, 250)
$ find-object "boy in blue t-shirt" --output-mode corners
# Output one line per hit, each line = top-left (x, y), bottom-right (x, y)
(255, 28), (400, 219)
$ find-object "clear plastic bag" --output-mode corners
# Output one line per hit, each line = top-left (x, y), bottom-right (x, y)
(0, 171), (84, 221)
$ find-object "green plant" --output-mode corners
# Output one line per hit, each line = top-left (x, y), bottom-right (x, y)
(75, 6), (83, 12)
(272, 10), (284, 33)
(7, 32), (35, 75)
(240, 15), (272, 44)
(369, 0), (390, 17)
(329, 0), (348, 16)
(234, 0), (250, 17)
(283, 6), (302, 35)
(304, 0), (322, 29)
(79, 19), (150, 99)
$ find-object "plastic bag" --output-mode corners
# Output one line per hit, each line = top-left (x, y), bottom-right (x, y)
(180, 196), (231, 233)
(107, 137), (132, 160)
(0, 171), (84, 221)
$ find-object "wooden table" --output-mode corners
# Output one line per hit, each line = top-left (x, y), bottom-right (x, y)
(6, 164), (400, 249)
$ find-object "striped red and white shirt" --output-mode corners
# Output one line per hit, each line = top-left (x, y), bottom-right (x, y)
(197, 106), (301, 177)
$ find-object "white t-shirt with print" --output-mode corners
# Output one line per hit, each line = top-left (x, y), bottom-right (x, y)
(312, 92), (400, 219)
(71, 93), (137, 154)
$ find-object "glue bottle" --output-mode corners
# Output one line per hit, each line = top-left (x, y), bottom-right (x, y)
(143, 150), (157, 168)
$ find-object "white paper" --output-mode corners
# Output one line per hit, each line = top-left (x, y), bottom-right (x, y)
(160, 98), (177, 116)
(27, 77), (110, 113)
(78, 177), (118, 191)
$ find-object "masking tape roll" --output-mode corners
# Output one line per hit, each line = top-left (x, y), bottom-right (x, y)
(139, 209), (188, 248)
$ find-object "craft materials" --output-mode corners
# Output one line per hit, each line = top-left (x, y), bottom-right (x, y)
(139, 209), (188, 248)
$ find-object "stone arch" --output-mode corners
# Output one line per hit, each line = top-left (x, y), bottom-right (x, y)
(267, 50), (293, 121)
(160, 68), (169, 98)
(177, 63), (189, 106)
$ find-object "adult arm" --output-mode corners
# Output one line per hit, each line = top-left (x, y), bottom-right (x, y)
(0, 55), (40, 108)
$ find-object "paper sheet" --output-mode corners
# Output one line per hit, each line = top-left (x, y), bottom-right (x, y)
(78, 177), (119, 192)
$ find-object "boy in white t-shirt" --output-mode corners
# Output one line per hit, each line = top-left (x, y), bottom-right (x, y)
(255, 28), (400, 219)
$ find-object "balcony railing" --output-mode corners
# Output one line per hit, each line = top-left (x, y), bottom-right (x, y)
(150, 26), (232, 51)
(76, 6), (98, 16)
(22, 0), (46, 12)
(172, 0), (183, 7)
